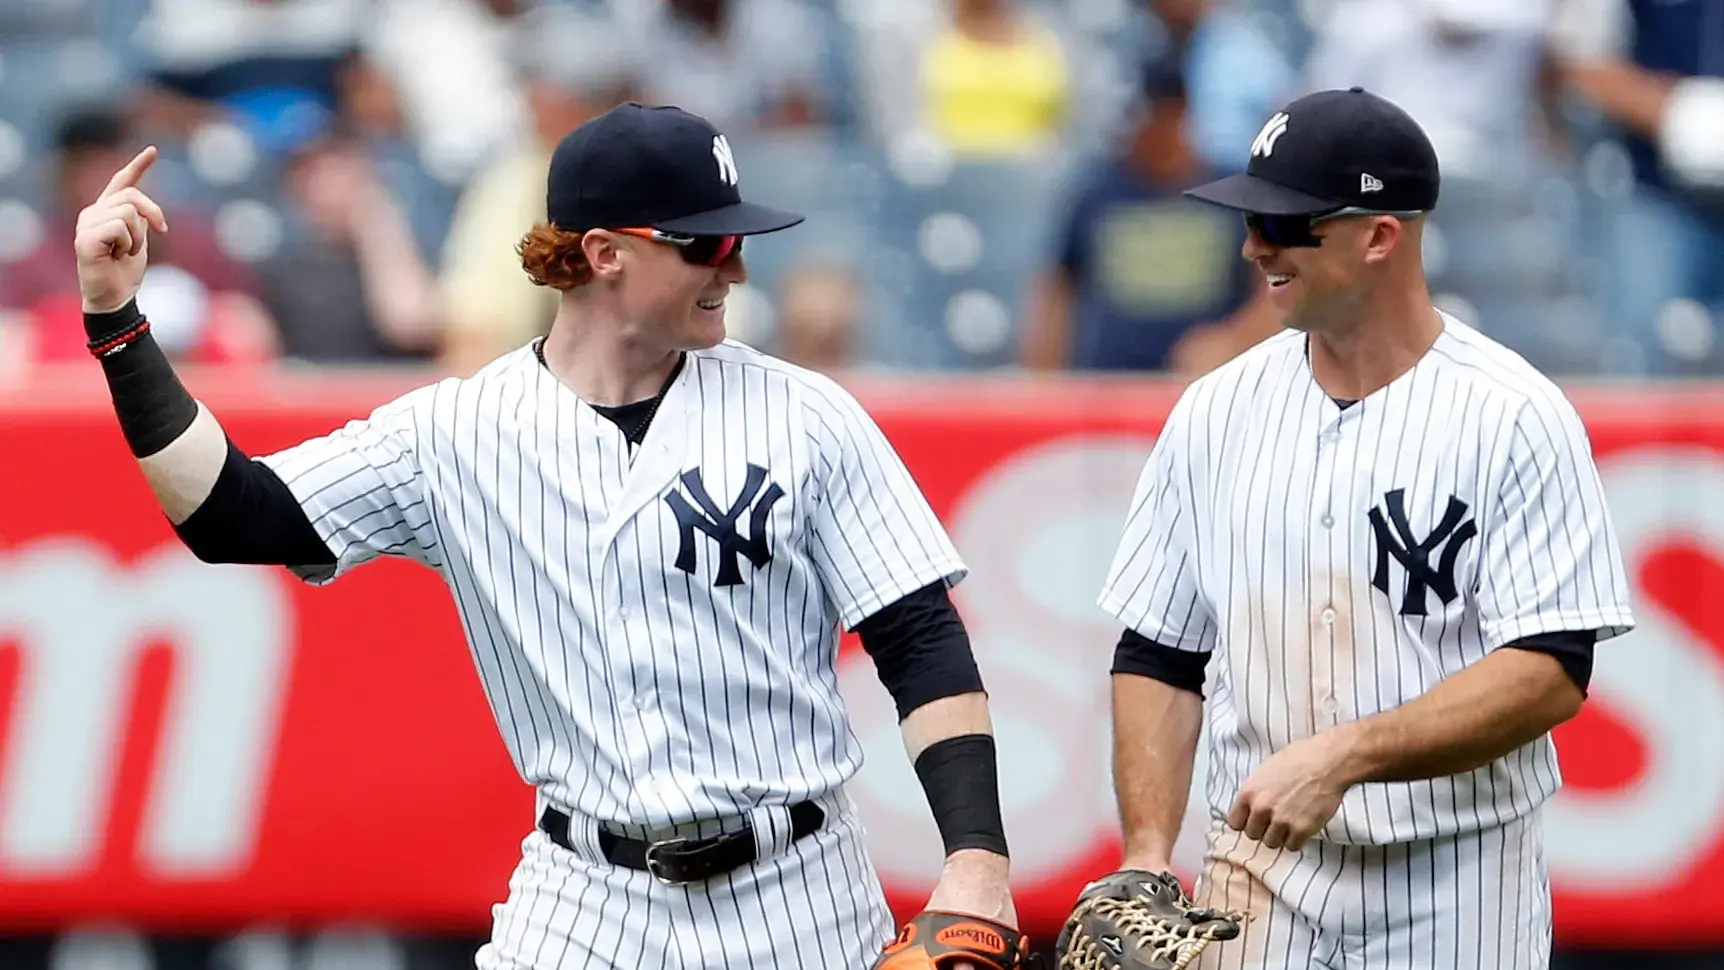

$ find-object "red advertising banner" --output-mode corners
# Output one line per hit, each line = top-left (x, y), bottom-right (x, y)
(2, 367), (1724, 948)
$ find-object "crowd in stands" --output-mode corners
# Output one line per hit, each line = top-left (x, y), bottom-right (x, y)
(2, 0), (1723, 386)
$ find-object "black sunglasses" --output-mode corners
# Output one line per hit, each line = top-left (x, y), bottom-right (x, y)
(1245, 207), (1425, 248)
(616, 227), (743, 266)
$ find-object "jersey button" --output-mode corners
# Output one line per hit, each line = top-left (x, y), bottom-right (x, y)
(1320, 607), (1336, 626)
(1320, 513), (1334, 529)
(1320, 696), (1339, 715)
(619, 607), (632, 620)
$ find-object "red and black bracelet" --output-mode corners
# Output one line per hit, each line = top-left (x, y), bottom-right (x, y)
(84, 299), (150, 358)
(87, 318), (152, 357)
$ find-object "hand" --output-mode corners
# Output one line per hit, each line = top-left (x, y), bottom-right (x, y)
(74, 146), (169, 313)
(1226, 731), (1355, 852)
(923, 849), (1017, 970)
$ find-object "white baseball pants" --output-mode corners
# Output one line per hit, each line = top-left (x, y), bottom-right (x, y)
(474, 789), (895, 970)
(1192, 812), (1551, 970)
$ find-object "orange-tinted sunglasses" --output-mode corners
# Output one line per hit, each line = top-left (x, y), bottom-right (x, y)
(615, 227), (743, 267)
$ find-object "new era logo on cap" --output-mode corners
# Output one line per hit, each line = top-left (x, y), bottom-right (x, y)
(1361, 173), (1384, 194)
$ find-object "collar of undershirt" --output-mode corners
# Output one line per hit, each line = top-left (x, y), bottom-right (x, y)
(533, 337), (687, 445)
(1304, 336), (1360, 412)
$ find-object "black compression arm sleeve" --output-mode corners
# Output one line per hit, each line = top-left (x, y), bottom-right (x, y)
(1500, 629), (1597, 696)
(914, 733), (1010, 858)
(1112, 628), (1211, 696)
(173, 437), (336, 567)
(855, 583), (984, 720)
(86, 300), (201, 457)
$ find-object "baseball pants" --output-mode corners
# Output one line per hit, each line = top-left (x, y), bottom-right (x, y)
(1191, 812), (1551, 970)
(475, 789), (896, 970)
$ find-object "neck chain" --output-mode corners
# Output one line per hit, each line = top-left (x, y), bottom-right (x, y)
(535, 337), (681, 440)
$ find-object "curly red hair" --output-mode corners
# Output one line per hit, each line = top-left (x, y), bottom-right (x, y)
(517, 223), (593, 290)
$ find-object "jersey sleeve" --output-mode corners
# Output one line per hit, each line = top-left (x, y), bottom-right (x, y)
(1096, 392), (1215, 652)
(254, 388), (440, 586)
(1477, 398), (1635, 648)
(805, 381), (967, 632)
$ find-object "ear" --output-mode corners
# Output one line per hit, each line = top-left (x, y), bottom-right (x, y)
(1360, 216), (1406, 265)
(582, 230), (627, 280)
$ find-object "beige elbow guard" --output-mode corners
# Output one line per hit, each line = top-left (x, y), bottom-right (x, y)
(1659, 77), (1724, 190)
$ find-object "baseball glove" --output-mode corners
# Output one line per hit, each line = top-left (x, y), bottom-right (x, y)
(1054, 870), (1246, 970)
(872, 910), (1036, 970)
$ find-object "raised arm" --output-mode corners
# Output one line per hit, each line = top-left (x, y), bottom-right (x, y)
(74, 148), (432, 579)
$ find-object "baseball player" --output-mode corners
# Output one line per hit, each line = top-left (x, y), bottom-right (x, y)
(71, 103), (1022, 969)
(1083, 88), (1636, 969)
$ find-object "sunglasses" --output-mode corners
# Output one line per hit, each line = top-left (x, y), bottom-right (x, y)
(615, 227), (743, 267)
(1244, 207), (1425, 248)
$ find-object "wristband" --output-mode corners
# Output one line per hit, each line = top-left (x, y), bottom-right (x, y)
(913, 733), (1010, 858)
(84, 298), (149, 356)
(83, 299), (201, 458)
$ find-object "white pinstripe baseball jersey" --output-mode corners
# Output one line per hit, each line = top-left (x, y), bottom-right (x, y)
(257, 339), (966, 829)
(1099, 313), (1635, 846)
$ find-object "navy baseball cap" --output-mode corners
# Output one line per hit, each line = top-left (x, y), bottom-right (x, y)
(546, 102), (804, 237)
(1185, 87), (1440, 216)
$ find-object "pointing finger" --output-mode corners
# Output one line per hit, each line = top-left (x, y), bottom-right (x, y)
(99, 146), (158, 201)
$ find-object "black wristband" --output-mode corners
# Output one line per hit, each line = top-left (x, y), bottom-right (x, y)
(85, 301), (201, 458)
(84, 298), (148, 349)
(913, 733), (1009, 858)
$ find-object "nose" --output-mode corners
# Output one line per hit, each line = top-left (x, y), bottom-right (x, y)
(1242, 223), (1275, 261)
(721, 250), (748, 284)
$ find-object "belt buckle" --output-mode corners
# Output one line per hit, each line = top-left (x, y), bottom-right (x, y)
(643, 837), (692, 884)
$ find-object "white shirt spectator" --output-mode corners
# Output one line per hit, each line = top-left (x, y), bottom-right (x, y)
(1304, 0), (1557, 182)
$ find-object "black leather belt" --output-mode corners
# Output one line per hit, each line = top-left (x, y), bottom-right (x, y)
(538, 801), (825, 884)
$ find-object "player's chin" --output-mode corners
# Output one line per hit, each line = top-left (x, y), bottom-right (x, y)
(681, 301), (729, 348)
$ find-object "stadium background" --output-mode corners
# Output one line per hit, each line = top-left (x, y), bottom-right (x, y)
(5, 0), (1724, 967)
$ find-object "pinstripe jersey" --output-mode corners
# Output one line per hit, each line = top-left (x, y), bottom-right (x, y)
(257, 339), (966, 829)
(1099, 313), (1635, 846)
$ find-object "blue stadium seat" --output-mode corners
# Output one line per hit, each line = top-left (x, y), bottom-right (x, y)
(866, 155), (1063, 369)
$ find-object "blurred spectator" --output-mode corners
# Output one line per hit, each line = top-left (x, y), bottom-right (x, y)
(617, 0), (829, 132)
(257, 133), (441, 363)
(1553, 0), (1724, 375)
(919, 0), (1072, 158)
(1301, 0), (1596, 370)
(1152, 0), (1299, 176)
(0, 104), (273, 365)
(135, 0), (366, 154)
(1020, 56), (1275, 375)
(362, 0), (534, 183)
(773, 264), (863, 372)
(435, 8), (638, 377)
(1304, 0), (1559, 183)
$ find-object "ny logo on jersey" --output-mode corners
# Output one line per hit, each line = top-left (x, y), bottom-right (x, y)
(665, 464), (784, 586)
(1368, 488), (1478, 616)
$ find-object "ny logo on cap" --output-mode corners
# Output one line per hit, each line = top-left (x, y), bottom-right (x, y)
(1251, 112), (1290, 158)
(712, 135), (739, 187)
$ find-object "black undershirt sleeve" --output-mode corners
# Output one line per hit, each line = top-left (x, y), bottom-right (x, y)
(1499, 629), (1596, 695)
(1110, 627), (1593, 701)
(173, 437), (337, 567)
(854, 582), (985, 720)
(1111, 627), (1211, 697)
